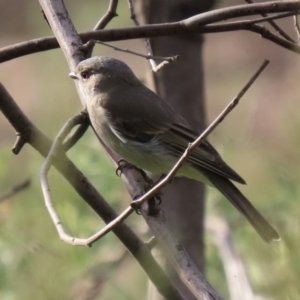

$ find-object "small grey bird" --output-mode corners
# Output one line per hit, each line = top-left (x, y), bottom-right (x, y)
(70, 56), (280, 242)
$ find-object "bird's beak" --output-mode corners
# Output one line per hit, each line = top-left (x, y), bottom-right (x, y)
(69, 72), (78, 80)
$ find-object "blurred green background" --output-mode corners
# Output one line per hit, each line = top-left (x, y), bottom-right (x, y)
(1, 0), (300, 299)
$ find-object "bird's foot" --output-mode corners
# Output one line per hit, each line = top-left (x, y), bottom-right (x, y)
(116, 159), (152, 184)
(131, 177), (163, 216)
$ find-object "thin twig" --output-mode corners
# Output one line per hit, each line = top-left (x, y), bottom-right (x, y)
(152, 60), (178, 73)
(245, 11), (298, 25)
(0, 179), (31, 203)
(245, 0), (296, 43)
(182, 1), (299, 27)
(127, 0), (157, 70)
(93, 40), (179, 63)
(39, 114), (137, 247)
(40, 113), (136, 246)
(39, 111), (145, 245)
(40, 114), (92, 246)
(132, 60), (269, 207)
(12, 133), (26, 154)
(94, 0), (119, 30)
(1, 5), (300, 63)
(62, 114), (89, 152)
(127, 0), (179, 72)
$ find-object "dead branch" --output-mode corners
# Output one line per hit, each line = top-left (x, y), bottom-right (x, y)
(1, 2), (300, 63)
(245, 0), (296, 42)
(93, 0), (119, 30)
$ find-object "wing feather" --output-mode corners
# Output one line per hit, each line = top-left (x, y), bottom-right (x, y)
(104, 82), (245, 183)
(108, 111), (245, 184)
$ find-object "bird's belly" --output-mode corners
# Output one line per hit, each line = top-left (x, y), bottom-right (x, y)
(112, 137), (175, 174)
(96, 125), (172, 174)
(90, 115), (210, 183)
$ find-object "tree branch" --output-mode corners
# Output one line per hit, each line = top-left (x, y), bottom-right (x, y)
(62, 117), (89, 152)
(144, 209), (225, 300)
(245, 0), (296, 42)
(1, 1), (300, 63)
(94, 0), (119, 30)
(0, 82), (182, 300)
(40, 113), (136, 246)
(127, 0), (157, 70)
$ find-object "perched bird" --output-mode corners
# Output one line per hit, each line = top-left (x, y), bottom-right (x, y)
(69, 56), (280, 242)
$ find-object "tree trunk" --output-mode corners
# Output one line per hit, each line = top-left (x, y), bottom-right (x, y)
(136, 1), (216, 298)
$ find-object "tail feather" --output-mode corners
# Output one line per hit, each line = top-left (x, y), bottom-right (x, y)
(203, 171), (280, 242)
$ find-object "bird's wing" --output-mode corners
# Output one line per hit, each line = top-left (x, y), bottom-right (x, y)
(105, 83), (180, 143)
(107, 105), (246, 184)
(161, 123), (246, 184)
(104, 83), (245, 183)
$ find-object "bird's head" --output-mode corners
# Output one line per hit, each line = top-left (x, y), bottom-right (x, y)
(69, 56), (137, 99)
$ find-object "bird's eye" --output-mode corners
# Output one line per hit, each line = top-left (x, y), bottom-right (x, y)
(81, 71), (90, 80)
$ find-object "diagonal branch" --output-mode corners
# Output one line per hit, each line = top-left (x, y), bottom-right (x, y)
(245, 0), (296, 42)
(0, 82), (182, 300)
(181, 1), (300, 28)
(62, 121), (89, 152)
(132, 60), (269, 207)
(91, 40), (179, 63)
(1, 10), (300, 63)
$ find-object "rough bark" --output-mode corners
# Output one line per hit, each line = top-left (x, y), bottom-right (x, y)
(135, 1), (216, 299)
(137, 0), (216, 273)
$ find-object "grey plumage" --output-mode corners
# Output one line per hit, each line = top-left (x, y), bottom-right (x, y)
(70, 56), (280, 242)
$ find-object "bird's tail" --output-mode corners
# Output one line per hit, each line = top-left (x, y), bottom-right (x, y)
(203, 171), (280, 242)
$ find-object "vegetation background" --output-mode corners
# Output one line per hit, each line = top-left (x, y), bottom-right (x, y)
(0, 0), (300, 299)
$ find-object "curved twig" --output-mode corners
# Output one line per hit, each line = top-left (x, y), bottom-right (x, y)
(0, 82), (181, 300)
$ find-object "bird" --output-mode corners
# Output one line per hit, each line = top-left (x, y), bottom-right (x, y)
(69, 56), (280, 242)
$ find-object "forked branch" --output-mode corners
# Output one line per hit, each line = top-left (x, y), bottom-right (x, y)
(1, 2), (300, 63)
